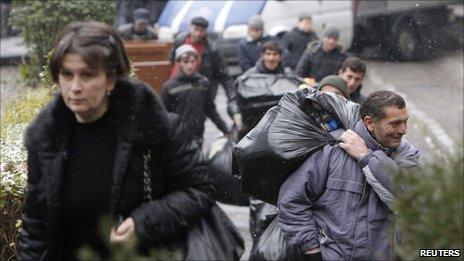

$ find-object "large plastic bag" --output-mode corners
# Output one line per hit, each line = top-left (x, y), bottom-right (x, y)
(233, 88), (360, 205)
(208, 135), (249, 206)
(184, 204), (245, 260)
(236, 73), (302, 127)
(249, 199), (278, 243)
(249, 217), (307, 261)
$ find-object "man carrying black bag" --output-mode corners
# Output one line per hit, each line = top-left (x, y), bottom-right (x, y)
(229, 40), (303, 254)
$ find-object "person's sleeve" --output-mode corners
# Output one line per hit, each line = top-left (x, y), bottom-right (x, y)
(16, 151), (48, 261)
(281, 32), (292, 52)
(130, 116), (216, 244)
(212, 49), (235, 102)
(278, 149), (330, 253)
(160, 84), (173, 111)
(227, 78), (240, 117)
(237, 42), (253, 73)
(295, 51), (312, 78)
(357, 139), (420, 211)
(205, 81), (230, 134)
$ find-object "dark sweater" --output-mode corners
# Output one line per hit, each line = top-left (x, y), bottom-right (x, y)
(63, 111), (117, 259)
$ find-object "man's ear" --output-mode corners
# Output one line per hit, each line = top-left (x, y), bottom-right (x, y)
(338, 69), (343, 76)
(363, 116), (375, 131)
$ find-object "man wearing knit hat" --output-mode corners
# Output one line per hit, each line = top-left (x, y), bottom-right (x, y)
(162, 44), (230, 146)
(237, 15), (277, 73)
(296, 25), (347, 82)
(281, 12), (319, 70)
(117, 8), (158, 40)
(170, 16), (237, 123)
(317, 75), (349, 99)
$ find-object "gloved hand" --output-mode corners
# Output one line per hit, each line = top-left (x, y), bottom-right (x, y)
(233, 114), (244, 132)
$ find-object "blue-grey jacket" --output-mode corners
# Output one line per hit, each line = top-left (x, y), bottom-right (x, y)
(278, 120), (420, 260)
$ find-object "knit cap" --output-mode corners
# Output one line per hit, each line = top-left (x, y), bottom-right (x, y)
(175, 44), (197, 60)
(191, 17), (209, 28)
(318, 75), (349, 98)
(323, 25), (340, 39)
(298, 12), (312, 21)
(133, 8), (150, 22)
(248, 15), (264, 30)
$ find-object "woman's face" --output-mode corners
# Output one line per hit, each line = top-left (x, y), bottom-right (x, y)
(59, 53), (116, 123)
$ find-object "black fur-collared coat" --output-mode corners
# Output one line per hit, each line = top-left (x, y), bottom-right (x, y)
(16, 78), (216, 260)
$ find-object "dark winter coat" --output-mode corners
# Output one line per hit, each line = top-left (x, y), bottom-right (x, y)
(17, 79), (216, 260)
(171, 32), (234, 106)
(349, 87), (366, 104)
(117, 24), (158, 40)
(281, 27), (319, 70)
(161, 71), (230, 140)
(237, 35), (277, 73)
(295, 40), (347, 82)
(278, 120), (420, 260)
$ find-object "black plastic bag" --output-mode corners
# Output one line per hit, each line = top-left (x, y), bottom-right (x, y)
(208, 135), (249, 206)
(249, 217), (307, 261)
(249, 199), (278, 243)
(236, 73), (302, 127)
(184, 204), (245, 260)
(233, 88), (360, 205)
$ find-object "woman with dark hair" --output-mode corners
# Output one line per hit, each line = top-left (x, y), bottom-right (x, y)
(16, 21), (215, 260)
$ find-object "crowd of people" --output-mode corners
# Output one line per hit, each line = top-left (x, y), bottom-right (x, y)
(16, 10), (421, 261)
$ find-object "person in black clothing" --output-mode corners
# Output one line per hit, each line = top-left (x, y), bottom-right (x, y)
(230, 41), (301, 134)
(117, 8), (158, 41)
(295, 25), (347, 82)
(281, 12), (319, 70)
(230, 41), (302, 254)
(338, 56), (367, 104)
(16, 21), (215, 260)
(162, 44), (230, 146)
(114, 0), (167, 27)
(237, 15), (278, 73)
(170, 17), (236, 117)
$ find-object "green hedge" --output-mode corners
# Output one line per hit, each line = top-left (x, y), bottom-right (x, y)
(395, 151), (464, 259)
(0, 87), (53, 261)
(10, 0), (116, 87)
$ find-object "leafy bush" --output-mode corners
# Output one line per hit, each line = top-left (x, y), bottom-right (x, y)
(0, 87), (53, 261)
(10, 0), (116, 87)
(394, 150), (464, 260)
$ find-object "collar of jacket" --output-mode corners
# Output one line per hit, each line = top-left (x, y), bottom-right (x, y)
(354, 120), (396, 155)
(176, 71), (202, 82)
(294, 27), (314, 36)
(246, 34), (270, 43)
(350, 84), (363, 96)
(24, 78), (172, 215)
(24, 78), (170, 153)
(255, 59), (284, 74)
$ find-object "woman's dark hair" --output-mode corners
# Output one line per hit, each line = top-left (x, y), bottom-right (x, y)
(49, 21), (130, 83)
(261, 40), (283, 54)
(360, 90), (406, 121)
(340, 57), (366, 75)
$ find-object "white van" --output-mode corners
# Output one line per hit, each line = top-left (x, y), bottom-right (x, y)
(158, 1), (352, 45)
(157, 0), (459, 65)
(157, 0), (352, 71)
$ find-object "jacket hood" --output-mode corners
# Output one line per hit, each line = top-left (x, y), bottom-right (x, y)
(354, 120), (386, 152)
(24, 78), (171, 152)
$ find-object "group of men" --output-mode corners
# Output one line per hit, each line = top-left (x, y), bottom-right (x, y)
(127, 13), (420, 260)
